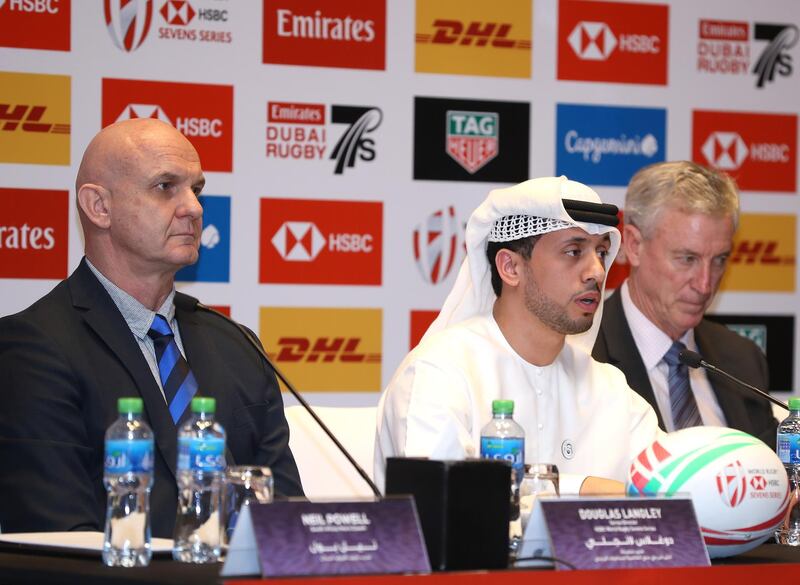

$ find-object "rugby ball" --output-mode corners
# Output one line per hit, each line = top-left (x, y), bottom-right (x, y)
(627, 426), (789, 558)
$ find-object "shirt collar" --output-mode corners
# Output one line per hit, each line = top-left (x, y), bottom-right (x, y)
(85, 258), (176, 340)
(619, 280), (694, 369)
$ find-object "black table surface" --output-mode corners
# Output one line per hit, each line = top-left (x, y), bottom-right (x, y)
(0, 541), (799, 585)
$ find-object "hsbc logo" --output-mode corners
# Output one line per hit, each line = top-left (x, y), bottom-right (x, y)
(568, 22), (617, 60)
(271, 222), (325, 261)
(271, 221), (373, 262)
(693, 110), (797, 192)
(105, 0), (153, 52)
(260, 198), (382, 285)
(160, 0), (194, 26)
(558, 1), (668, 85)
(2, 0), (59, 13)
(114, 103), (223, 137)
(750, 475), (767, 490)
(701, 131), (789, 170)
(701, 132), (749, 170)
(568, 21), (659, 61)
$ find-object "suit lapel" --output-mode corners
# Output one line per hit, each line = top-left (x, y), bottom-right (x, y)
(69, 260), (178, 478)
(600, 291), (666, 429)
(695, 320), (752, 433)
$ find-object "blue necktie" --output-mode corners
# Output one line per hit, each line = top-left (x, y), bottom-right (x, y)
(663, 341), (702, 430)
(147, 314), (199, 424)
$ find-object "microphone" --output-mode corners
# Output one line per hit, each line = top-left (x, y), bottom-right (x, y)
(678, 349), (788, 411)
(175, 294), (382, 497)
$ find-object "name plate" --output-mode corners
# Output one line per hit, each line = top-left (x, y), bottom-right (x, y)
(519, 497), (710, 570)
(222, 497), (430, 578)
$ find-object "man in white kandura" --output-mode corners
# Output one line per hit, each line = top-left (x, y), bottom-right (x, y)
(375, 176), (663, 494)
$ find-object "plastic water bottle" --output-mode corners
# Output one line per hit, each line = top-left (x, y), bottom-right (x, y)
(173, 396), (226, 563)
(480, 399), (525, 487)
(480, 399), (525, 557)
(102, 397), (154, 567)
(776, 397), (800, 545)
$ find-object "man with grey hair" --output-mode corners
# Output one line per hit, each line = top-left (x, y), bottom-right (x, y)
(593, 161), (776, 446)
(375, 177), (662, 495)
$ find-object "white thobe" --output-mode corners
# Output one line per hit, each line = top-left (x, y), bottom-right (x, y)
(375, 313), (662, 494)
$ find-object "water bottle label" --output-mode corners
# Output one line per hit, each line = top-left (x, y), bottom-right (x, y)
(480, 437), (525, 479)
(105, 439), (154, 474)
(178, 437), (225, 471)
(778, 433), (800, 464)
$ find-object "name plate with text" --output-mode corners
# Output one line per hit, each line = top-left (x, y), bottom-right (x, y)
(519, 496), (710, 570)
(222, 498), (430, 578)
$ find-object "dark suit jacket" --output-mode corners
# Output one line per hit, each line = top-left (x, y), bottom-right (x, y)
(593, 289), (777, 448)
(0, 259), (303, 537)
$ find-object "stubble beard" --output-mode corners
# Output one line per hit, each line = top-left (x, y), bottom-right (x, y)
(523, 269), (594, 336)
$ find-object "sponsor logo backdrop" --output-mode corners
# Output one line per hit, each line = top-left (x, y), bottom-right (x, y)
(1, 0), (799, 402)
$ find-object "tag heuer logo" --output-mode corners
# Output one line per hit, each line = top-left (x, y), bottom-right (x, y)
(446, 110), (499, 174)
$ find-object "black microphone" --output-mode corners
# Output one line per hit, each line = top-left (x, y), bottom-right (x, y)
(678, 349), (788, 411)
(175, 294), (382, 497)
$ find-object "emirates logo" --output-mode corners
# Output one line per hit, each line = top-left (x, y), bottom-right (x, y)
(716, 461), (748, 508)
(701, 131), (749, 170)
(104, 0), (153, 52)
(568, 21), (617, 61)
(271, 221), (326, 262)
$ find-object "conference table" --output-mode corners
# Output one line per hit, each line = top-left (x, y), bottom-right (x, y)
(0, 542), (798, 585)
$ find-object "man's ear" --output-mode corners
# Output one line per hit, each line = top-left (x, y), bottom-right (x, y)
(495, 248), (524, 289)
(623, 223), (644, 268)
(77, 184), (112, 229)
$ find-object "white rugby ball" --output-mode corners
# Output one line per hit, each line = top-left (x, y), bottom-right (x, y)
(627, 426), (789, 558)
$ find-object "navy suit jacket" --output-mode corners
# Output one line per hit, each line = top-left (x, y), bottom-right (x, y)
(0, 259), (303, 537)
(593, 289), (777, 449)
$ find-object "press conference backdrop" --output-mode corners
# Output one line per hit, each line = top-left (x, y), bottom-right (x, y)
(1, 0), (798, 409)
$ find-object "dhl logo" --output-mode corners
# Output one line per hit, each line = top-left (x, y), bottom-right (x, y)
(416, 20), (530, 49)
(729, 240), (795, 265)
(0, 104), (70, 134)
(270, 337), (381, 364)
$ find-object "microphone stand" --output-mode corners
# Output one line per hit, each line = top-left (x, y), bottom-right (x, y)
(193, 300), (382, 497)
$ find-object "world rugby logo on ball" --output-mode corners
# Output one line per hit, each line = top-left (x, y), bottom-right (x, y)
(627, 427), (790, 558)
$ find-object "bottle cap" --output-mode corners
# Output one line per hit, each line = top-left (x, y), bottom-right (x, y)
(492, 399), (514, 415)
(191, 396), (216, 414)
(118, 397), (143, 414)
(789, 397), (800, 411)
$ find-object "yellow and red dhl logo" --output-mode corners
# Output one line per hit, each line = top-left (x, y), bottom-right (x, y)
(721, 213), (795, 292)
(415, 0), (531, 78)
(0, 72), (70, 165)
(259, 307), (381, 391)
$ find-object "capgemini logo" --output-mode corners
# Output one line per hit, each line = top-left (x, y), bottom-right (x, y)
(104, 0), (154, 52)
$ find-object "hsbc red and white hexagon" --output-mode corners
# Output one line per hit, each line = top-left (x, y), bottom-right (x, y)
(558, 0), (668, 85)
(259, 198), (382, 285)
(102, 78), (233, 172)
(693, 110), (797, 192)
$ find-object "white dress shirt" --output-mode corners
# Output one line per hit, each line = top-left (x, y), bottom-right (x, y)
(619, 281), (727, 431)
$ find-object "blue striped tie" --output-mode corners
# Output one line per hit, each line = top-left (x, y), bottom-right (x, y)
(663, 341), (702, 430)
(147, 315), (199, 424)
